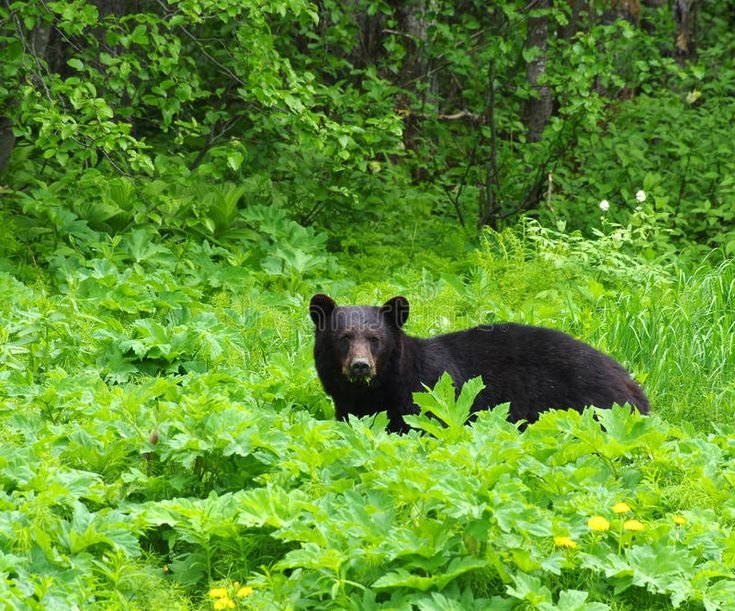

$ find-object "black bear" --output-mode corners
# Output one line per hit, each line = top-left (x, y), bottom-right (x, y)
(309, 294), (649, 433)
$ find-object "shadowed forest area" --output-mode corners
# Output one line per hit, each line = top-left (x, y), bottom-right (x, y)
(2, 1), (735, 609)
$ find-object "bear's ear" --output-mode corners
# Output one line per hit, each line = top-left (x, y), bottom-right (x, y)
(310, 294), (337, 328)
(380, 296), (409, 328)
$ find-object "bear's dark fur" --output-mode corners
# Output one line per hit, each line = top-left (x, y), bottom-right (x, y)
(309, 294), (649, 433)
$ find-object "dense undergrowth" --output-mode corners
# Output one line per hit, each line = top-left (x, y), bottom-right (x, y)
(2, 204), (735, 609)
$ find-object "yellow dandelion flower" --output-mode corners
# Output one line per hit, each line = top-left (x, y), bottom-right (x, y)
(587, 515), (610, 531)
(673, 515), (686, 525)
(233, 581), (240, 589)
(553, 536), (577, 548)
(612, 502), (631, 513)
(237, 585), (254, 598)
(213, 599), (235, 610)
(623, 519), (644, 531)
(209, 588), (228, 599)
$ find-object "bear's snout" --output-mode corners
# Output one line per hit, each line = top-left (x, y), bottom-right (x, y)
(350, 359), (371, 377)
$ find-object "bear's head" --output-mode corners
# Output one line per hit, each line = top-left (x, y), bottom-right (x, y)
(309, 294), (409, 383)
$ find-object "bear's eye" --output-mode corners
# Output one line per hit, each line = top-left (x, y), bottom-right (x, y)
(338, 335), (352, 349)
(369, 336), (380, 349)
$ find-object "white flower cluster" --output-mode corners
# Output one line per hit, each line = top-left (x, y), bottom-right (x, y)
(598, 190), (646, 213)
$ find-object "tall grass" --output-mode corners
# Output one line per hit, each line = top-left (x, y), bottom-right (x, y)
(611, 260), (735, 428)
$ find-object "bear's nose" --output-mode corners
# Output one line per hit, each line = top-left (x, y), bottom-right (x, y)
(350, 360), (371, 377)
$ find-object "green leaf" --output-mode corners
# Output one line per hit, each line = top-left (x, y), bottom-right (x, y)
(556, 590), (610, 611)
(406, 374), (484, 441)
(506, 572), (553, 605)
(372, 557), (488, 591)
(226, 151), (244, 171)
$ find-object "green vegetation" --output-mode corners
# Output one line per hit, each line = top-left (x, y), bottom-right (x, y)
(1, 0), (735, 608)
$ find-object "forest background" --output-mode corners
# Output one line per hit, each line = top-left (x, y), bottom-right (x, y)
(2, 0), (735, 609)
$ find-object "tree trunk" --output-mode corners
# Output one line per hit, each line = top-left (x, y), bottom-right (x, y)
(478, 58), (499, 228)
(673, 0), (699, 60)
(603, 0), (641, 25)
(524, 0), (552, 143)
(390, 0), (437, 156)
(0, 117), (15, 173)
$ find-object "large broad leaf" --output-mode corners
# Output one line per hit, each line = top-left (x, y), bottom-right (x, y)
(405, 374), (485, 442)
(65, 502), (141, 556)
(372, 557), (488, 591)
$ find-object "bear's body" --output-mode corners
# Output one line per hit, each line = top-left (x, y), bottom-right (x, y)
(309, 294), (648, 432)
